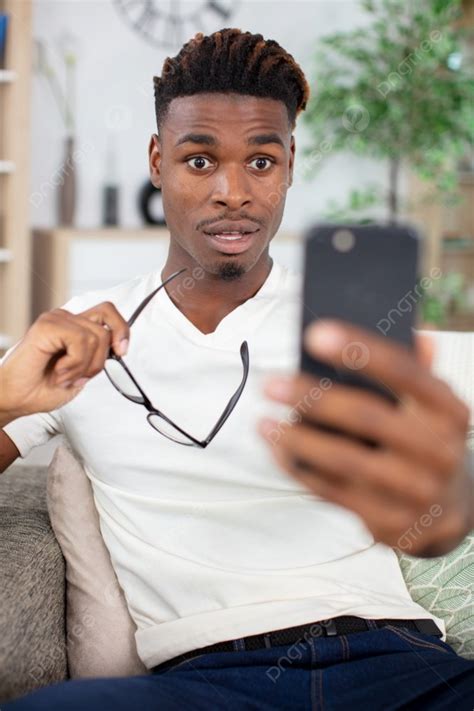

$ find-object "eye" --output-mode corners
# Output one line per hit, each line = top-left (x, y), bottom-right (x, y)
(248, 157), (274, 171)
(186, 156), (212, 170)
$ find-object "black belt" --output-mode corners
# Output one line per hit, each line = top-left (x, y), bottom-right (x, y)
(151, 615), (442, 673)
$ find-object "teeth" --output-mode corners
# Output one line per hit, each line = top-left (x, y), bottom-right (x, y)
(216, 234), (243, 241)
(209, 232), (246, 240)
(204, 228), (259, 243)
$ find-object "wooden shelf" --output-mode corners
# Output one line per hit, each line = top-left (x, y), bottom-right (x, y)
(0, 160), (15, 173)
(0, 69), (16, 82)
(0, 0), (32, 355)
(408, 3), (474, 278)
(31, 226), (300, 241)
(33, 227), (171, 241)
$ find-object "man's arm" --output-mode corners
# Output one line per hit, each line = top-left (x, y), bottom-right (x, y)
(0, 428), (20, 473)
(0, 300), (130, 474)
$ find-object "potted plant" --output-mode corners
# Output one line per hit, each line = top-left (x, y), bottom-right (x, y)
(303, 0), (474, 222)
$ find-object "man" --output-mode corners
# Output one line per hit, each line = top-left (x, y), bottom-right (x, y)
(0, 28), (473, 710)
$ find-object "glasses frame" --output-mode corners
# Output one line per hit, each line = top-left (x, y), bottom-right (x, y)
(104, 268), (249, 448)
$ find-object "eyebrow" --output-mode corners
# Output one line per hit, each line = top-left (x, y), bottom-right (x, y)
(175, 132), (285, 148)
(175, 133), (217, 147)
(248, 133), (285, 148)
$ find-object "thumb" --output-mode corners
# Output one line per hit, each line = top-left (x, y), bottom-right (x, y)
(415, 331), (435, 371)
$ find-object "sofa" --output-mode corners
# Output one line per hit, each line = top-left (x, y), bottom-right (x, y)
(0, 465), (67, 701)
(0, 328), (472, 703)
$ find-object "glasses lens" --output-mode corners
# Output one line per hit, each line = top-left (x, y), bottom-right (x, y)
(148, 414), (195, 446)
(105, 360), (145, 403)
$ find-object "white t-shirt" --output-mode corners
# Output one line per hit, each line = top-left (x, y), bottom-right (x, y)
(2, 260), (445, 668)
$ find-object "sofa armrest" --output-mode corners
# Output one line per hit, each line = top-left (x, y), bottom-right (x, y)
(0, 504), (68, 702)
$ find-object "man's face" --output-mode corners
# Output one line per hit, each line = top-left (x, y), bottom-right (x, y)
(148, 93), (295, 279)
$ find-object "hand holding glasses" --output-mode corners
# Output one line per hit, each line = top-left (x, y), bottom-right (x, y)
(104, 268), (249, 448)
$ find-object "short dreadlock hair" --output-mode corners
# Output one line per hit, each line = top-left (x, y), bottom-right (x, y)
(153, 28), (310, 133)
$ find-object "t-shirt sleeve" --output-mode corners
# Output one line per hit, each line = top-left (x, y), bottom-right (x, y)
(0, 342), (65, 459)
(0, 294), (84, 459)
(1, 411), (63, 459)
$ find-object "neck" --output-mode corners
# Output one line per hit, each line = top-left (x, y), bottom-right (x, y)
(161, 241), (273, 334)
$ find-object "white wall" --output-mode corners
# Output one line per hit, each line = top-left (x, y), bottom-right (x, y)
(30, 0), (399, 234)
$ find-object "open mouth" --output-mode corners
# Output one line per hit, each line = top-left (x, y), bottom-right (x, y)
(204, 230), (256, 240)
(202, 229), (260, 254)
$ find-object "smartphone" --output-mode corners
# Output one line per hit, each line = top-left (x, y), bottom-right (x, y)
(300, 223), (421, 439)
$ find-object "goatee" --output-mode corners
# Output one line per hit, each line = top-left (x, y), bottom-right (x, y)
(217, 261), (246, 281)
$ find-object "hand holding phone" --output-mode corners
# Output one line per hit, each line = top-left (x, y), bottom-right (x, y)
(261, 223), (472, 553)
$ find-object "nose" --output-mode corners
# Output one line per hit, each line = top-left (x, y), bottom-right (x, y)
(211, 164), (252, 210)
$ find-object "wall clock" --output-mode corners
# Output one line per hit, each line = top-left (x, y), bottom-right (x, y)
(113, 1), (240, 50)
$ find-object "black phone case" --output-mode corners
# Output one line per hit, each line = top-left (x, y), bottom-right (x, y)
(300, 223), (421, 406)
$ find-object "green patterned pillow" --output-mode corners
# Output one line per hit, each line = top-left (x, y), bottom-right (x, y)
(398, 533), (474, 659)
(398, 436), (474, 659)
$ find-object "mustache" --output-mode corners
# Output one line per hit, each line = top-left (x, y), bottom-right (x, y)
(196, 213), (265, 231)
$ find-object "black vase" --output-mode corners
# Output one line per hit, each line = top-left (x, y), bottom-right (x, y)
(138, 180), (166, 226)
(57, 135), (76, 226)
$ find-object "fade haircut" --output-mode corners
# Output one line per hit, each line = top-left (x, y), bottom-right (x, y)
(153, 28), (310, 133)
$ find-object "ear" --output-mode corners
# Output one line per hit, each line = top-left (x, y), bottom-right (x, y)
(148, 133), (162, 189)
(288, 135), (295, 188)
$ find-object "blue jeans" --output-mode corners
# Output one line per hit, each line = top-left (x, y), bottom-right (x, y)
(4, 627), (474, 710)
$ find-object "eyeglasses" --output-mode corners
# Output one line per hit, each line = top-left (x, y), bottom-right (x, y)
(104, 268), (249, 448)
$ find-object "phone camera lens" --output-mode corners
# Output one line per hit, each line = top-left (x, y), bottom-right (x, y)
(332, 229), (355, 253)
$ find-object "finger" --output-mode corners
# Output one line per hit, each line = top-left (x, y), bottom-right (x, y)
(73, 316), (112, 376)
(53, 316), (112, 383)
(264, 419), (440, 507)
(265, 374), (462, 472)
(55, 379), (91, 399)
(41, 308), (109, 382)
(40, 317), (98, 385)
(303, 319), (468, 426)
(268, 440), (421, 545)
(31, 311), (96, 380)
(79, 301), (129, 357)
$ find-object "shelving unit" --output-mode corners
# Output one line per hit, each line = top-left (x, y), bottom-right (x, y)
(0, 160), (15, 173)
(408, 171), (474, 332)
(0, 0), (32, 355)
(0, 69), (16, 82)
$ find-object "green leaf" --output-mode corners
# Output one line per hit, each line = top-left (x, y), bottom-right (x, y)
(303, 0), (473, 217)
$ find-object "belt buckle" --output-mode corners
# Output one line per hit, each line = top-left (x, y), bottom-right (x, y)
(413, 619), (443, 638)
(323, 619), (338, 637)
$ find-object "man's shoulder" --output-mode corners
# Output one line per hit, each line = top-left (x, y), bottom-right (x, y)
(61, 270), (162, 316)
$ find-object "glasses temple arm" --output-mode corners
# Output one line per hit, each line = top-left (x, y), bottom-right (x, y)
(128, 267), (187, 327)
(203, 341), (250, 444)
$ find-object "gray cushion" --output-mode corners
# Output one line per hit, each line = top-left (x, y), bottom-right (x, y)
(0, 467), (67, 702)
(0, 465), (48, 511)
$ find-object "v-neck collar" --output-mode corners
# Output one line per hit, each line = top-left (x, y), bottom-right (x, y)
(153, 261), (284, 349)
